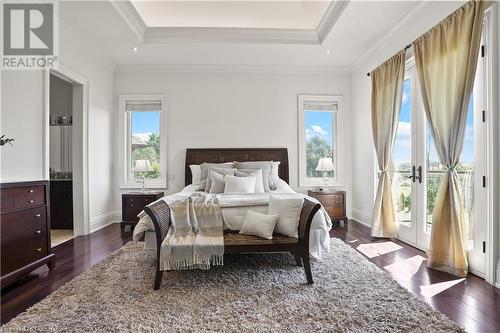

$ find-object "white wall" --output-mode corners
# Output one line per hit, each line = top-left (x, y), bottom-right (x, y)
(1, 71), (45, 181)
(0, 18), (117, 232)
(349, 1), (466, 226)
(114, 67), (352, 216)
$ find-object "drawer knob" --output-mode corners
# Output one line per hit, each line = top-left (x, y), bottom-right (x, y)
(35, 230), (42, 234)
(130, 199), (134, 202)
(28, 200), (35, 203)
(130, 204), (134, 207)
(34, 213), (41, 218)
(36, 248), (42, 252)
(28, 189), (34, 193)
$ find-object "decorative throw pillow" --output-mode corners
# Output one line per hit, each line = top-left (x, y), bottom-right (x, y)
(268, 195), (304, 238)
(233, 161), (273, 192)
(235, 169), (264, 193)
(204, 167), (236, 192)
(209, 171), (227, 193)
(271, 161), (281, 188)
(224, 175), (256, 194)
(199, 162), (233, 189)
(239, 210), (279, 240)
(189, 164), (201, 185)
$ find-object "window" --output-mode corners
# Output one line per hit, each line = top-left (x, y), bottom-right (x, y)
(298, 95), (343, 187)
(119, 95), (167, 188)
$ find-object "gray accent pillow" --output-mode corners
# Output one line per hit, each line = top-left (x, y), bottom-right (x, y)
(199, 162), (234, 190)
(205, 167), (236, 192)
(209, 171), (226, 193)
(233, 161), (273, 192)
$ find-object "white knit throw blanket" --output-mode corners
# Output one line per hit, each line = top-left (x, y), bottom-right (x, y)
(160, 193), (224, 271)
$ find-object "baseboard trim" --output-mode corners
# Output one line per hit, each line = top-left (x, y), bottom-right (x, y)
(351, 208), (371, 227)
(496, 260), (500, 289)
(89, 210), (121, 233)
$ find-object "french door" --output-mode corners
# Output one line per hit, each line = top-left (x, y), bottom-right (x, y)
(392, 64), (429, 249)
(391, 57), (487, 275)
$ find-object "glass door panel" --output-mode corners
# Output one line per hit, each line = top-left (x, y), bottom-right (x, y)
(393, 78), (417, 245)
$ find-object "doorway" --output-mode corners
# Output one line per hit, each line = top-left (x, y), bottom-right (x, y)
(391, 50), (488, 276)
(43, 65), (90, 241)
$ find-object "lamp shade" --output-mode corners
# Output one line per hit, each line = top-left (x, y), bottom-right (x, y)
(315, 157), (334, 172)
(133, 159), (153, 172)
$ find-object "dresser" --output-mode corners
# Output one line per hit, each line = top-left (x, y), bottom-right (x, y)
(308, 190), (348, 226)
(1, 181), (55, 288)
(121, 191), (164, 233)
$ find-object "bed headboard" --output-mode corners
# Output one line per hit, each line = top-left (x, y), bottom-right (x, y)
(185, 148), (289, 186)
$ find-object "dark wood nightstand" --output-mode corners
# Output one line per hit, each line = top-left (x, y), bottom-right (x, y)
(121, 191), (164, 233)
(308, 190), (348, 226)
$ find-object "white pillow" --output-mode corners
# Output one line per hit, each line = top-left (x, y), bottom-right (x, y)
(209, 171), (226, 193)
(189, 164), (201, 185)
(271, 161), (281, 186)
(239, 210), (279, 240)
(235, 169), (264, 193)
(224, 175), (256, 194)
(233, 161), (273, 192)
(268, 195), (304, 238)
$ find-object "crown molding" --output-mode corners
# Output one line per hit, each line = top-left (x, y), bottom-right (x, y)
(144, 27), (320, 44)
(110, 0), (349, 45)
(349, 2), (426, 72)
(115, 64), (350, 75)
(317, 1), (350, 43)
(109, 0), (146, 41)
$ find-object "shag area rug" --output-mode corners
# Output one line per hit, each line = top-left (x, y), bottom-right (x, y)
(2, 239), (463, 333)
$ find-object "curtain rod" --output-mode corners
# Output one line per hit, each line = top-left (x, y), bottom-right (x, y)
(366, 44), (412, 77)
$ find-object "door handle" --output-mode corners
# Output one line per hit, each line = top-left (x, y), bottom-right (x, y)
(406, 165), (416, 182)
(416, 166), (422, 183)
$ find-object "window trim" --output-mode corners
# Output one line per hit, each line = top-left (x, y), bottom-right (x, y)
(118, 94), (168, 189)
(298, 94), (344, 187)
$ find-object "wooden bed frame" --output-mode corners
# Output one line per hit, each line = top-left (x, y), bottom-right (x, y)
(144, 148), (320, 290)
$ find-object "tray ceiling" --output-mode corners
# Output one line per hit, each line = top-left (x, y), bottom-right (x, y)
(131, 0), (332, 30)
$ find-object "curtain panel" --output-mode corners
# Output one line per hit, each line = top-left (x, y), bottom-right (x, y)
(370, 51), (406, 238)
(413, 0), (484, 277)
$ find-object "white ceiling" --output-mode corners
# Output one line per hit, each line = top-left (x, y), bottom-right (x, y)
(58, 1), (463, 69)
(131, 1), (331, 29)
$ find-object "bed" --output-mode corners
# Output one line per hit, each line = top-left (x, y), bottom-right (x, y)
(133, 148), (333, 287)
(135, 148), (332, 256)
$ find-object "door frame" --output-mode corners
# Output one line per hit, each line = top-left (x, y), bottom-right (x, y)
(482, 6), (498, 286)
(42, 64), (90, 236)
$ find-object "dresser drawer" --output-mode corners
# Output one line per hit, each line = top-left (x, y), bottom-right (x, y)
(326, 207), (345, 218)
(14, 186), (45, 209)
(1, 208), (48, 275)
(317, 194), (343, 206)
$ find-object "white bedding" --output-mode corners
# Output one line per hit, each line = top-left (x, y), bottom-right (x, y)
(134, 180), (332, 258)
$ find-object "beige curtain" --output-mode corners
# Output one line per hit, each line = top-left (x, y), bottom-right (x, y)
(413, 0), (484, 277)
(370, 51), (406, 238)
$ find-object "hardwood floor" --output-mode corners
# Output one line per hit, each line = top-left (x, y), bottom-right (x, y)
(332, 220), (500, 333)
(1, 223), (132, 324)
(1, 221), (500, 332)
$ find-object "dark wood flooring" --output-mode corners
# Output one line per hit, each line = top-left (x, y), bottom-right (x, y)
(332, 221), (500, 333)
(1, 221), (500, 332)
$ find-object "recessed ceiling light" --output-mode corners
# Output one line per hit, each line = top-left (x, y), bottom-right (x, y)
(131, 47), (138, 52)
(326, 49), (332, 54)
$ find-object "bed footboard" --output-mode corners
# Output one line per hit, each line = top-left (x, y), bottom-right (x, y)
(143, 200), (171, 290)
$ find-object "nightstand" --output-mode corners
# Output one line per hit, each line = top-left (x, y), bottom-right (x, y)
(121, 191), (164, 233)
(308, 190), (348, 226)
